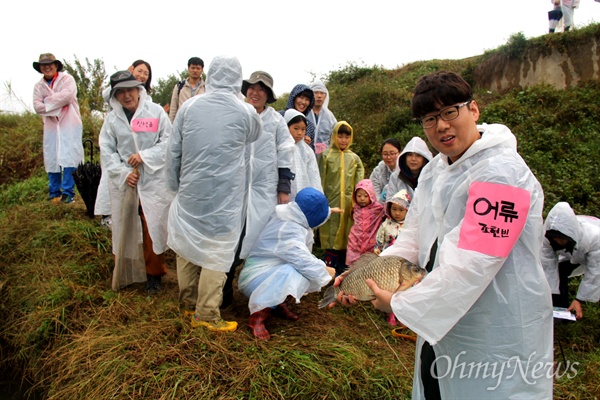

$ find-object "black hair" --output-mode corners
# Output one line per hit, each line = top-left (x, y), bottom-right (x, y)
(545, 229), (577, 253)
(131, 59), (152, 93)
(287, 115), (307, 127)
(412, 71), (472, 118)
(338, 124), (352, 136)
(380, 138), (402, 153)
(188, 57), (204, 68)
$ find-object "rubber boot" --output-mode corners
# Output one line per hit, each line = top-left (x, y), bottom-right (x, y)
(248, 308), (271, 340)
(387, 312), (397, 326)
(274, 303), (299, 321)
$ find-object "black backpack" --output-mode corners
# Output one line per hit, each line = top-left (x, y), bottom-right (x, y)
(177, 80), (186, 95)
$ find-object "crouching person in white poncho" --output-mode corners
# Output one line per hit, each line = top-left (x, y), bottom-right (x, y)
(238, 187), (335, 340)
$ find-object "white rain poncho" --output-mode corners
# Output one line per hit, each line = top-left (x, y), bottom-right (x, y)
(239, 106), (295, 259)
(99, 86), (172, 257)
(385, 136), (432, 202)
(381, 124), (553, 399)
(369, 160), (394, 204)
(166, 56), (262, 272)
(95, 85), (154, 216)
(307, 81), (337, 151)
(33, 71), (84, 172)
(238, 202), (332, 314)
(291, 140), (322, 199)
(541, 202), (600, 302)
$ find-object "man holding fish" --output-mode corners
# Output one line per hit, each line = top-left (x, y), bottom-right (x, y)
(333, 71), (553, 399)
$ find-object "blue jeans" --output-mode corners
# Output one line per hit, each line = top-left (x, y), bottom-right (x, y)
(48, 167), (76, 198)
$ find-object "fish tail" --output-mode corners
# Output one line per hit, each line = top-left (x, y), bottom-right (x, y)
(318, 286), (338, 309)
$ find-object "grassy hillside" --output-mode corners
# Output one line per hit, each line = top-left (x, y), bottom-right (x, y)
(1, 26), (599, 399)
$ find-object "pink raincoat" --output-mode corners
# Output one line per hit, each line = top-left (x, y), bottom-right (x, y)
(33, 72), (84, 172)
(346, 179), (385, 265)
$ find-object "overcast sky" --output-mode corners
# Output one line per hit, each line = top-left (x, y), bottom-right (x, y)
(1, 0), (599, 113)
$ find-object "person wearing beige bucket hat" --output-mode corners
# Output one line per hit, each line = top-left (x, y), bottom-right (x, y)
(221, 70), (295, 309)
(32, 53), (84, 205)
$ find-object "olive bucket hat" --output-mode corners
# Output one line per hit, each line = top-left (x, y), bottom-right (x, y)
(33, 53), (64, 73)
(241, 71), (277, 104)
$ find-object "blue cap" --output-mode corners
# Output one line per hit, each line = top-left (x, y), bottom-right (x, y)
(295, 187), (330, 228)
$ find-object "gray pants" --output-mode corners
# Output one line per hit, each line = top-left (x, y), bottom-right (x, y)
(176, 255), (226, 321)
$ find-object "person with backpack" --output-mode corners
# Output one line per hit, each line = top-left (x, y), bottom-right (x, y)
(168, 57), (205, 122)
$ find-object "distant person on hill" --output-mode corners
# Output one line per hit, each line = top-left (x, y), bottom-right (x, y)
(96, 59), (154, 230)
(307, 81), (338, 155)
(99, 70), (172, 294)
(560, 0), (580, 31)
(541, 201), (599, 319)
(168, 57), (205, 122)
(548, 0), (563, 33)
(32, 53), (84, 205)
(238, 187), (335, 340)
(279, 84), (316, 151)
(284, 109), (322, 199)
(318, 121), (364, 276)
(221, 70), (295, 309)
(385, 136), (433, 202)
(345, 179), (385, 266)
(166, 56), (261, 333)
(369, 138), (402, 204)
(332, 71), (553, 399)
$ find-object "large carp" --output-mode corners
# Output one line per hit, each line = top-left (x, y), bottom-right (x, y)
(318, 253), (426, 308)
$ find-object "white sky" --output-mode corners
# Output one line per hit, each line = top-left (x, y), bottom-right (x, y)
(1, 0), (599, 113)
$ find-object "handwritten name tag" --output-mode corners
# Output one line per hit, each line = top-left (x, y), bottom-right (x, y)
(131, 118), (159, 133)
(458, 181), (530, 258)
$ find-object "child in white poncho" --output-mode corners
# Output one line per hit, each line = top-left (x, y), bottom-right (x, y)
(238, 187), (335, 340)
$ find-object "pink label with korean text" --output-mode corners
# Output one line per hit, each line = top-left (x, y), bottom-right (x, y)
(458, 181), (530, 258)
(131, 118), (159, 133)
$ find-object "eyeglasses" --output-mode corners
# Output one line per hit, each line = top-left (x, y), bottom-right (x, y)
(416, 101), (472, 129)
(382, 152), (399, 158)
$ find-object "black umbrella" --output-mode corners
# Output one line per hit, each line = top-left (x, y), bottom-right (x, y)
(73, 139), (102, 218)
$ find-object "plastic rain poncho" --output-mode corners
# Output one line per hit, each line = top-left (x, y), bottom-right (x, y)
(166, 56), (262, 272)
(238, 202), (332, 314)
(307, 81), (337, 152)
(385, 136), (432, 202)
(33, 71), (84, 172)
(369, 160), (394, 204)
(291, 139), (322, 200)
(279, 84), (316, 151)
(99, 86), (172, 257)
(318, 122), (364, 250)
(381, 124), (553, 399)
(346, 179), (385, 265)
(239, 106), (295, 259)
(541, 202), (600, 302)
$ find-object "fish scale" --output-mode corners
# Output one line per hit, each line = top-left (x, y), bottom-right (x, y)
(319, 253), (426, 308)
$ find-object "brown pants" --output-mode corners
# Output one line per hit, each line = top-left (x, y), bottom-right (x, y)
(140, 206), (166, 277)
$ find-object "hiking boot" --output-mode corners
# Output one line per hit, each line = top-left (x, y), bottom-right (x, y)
(61, 194), (75, 204)
(273, 303), (299, 321)
(49, 196), (62, 205)
(248, 308), (271, 340)
(191, 315), (237, 332)
(145, 275), (161, 295)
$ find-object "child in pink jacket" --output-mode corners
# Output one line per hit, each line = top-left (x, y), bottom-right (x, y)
(346, 179), (385, 266)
